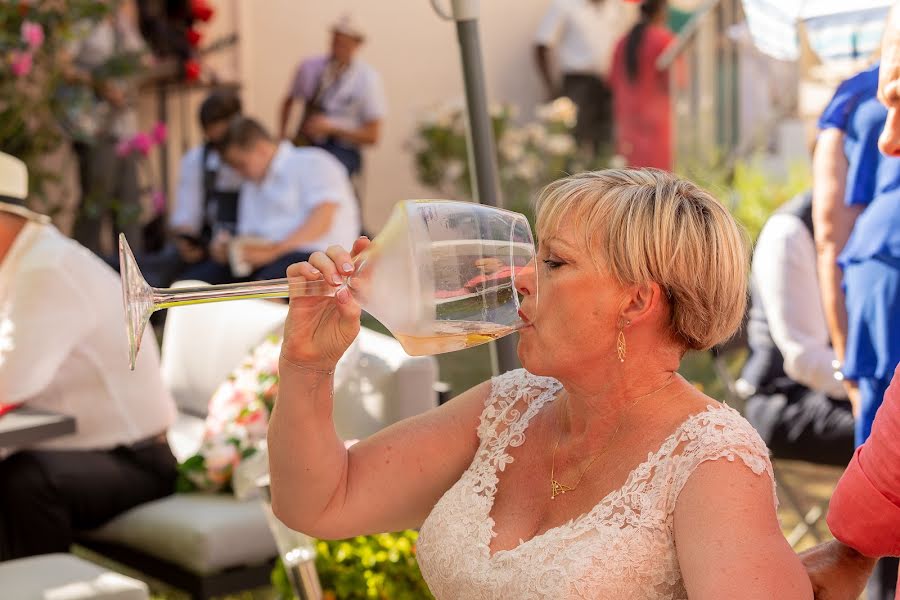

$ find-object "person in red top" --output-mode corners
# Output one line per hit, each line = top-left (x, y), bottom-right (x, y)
(609, 0), (675, 170)
(801, 363), (900, 598)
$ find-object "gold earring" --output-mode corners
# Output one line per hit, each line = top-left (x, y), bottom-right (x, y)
(616, 325), (627, 362)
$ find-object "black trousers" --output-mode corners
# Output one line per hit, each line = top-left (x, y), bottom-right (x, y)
(744, 384), (855, 467)
(0, 441), (176, 560)
(562, 73), (614, 156)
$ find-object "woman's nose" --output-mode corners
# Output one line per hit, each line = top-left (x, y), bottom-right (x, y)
(515, 259), (537, 297)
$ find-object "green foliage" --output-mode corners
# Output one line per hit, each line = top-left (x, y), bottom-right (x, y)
(0, 1), (144, 214)
(678, 153), (812, 243)
(272, 531), (432, 600)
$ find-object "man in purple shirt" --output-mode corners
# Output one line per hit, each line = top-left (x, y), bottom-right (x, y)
(277, 15), (386, 178)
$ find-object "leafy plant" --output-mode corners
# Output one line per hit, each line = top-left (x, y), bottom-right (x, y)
(410, 97), (618, 230)
(0, 1), (116, 213)
(677, 153), (811, 243)
(271, 530), (433, 600)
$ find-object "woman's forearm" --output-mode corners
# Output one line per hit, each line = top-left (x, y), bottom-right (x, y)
(267, 358), (350, 535)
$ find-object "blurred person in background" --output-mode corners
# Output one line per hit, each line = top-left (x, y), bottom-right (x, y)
(277, 15), (386, 181)
(60, 0), (148, 258)
(161, 90), (244, 285)
(181, 117), (359, 284)
(534, 0), (637, 157)
(0, 152), (177, 560)
(811, 61), (900, 599)
(609, 0), (675, 171)
(738, 189), (854, 467)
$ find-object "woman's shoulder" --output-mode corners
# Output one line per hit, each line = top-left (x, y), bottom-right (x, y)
(668, 403), (774, 488)
(488, 368), (560, 403)
(476, 369), (560, 439)
(677, 403), (770, 465)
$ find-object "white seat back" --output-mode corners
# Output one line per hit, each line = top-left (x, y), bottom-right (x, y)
(160, 283), (439, 442)
(160, 281), (290, 417)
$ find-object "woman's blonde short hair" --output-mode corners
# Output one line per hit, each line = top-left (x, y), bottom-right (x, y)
(535, 169), (749, 351)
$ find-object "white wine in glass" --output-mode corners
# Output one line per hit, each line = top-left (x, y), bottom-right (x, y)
(120, 199), (537, 369)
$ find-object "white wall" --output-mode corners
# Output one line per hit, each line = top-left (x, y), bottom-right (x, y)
(231, 0), (551, 231)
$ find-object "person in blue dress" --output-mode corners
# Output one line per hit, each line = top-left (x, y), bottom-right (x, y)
(814, 62), (900, 599)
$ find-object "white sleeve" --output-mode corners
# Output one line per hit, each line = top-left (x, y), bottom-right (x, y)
(534, 0), (566, 46)
(169, 148), (204, 232)
(301, 153), (355, 210)
(0, 262), (95, 402)
(361, 70), (388, 123)
(751, 215), (846, 398)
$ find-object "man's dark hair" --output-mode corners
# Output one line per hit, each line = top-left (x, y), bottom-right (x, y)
(220, 117), (273, 151)
(199, 91), (243, 128)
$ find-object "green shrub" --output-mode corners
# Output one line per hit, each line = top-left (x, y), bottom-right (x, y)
(272, 530), (433, 600)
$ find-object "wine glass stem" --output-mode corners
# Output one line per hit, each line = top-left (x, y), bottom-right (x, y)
(152, 277), (339, 310)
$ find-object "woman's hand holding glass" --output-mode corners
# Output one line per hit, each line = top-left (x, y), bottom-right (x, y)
(280, 237), (370, 373)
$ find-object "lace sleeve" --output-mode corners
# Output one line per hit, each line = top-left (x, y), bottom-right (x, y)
(666, 406), (777, 512)
(475, 369), (560, 444)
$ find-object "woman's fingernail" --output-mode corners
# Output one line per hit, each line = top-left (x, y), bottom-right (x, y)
(342, 262), (353, 273)
(332, 274), (343, 285)
(336, 288), (349, 304)
(309, 267), (320, 275)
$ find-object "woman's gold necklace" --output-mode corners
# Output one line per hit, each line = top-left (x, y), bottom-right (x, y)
(550, 375), (677, 500)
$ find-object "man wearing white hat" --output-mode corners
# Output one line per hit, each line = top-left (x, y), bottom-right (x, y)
(277, 13), (387, 182)
(0, 152), (177, 560)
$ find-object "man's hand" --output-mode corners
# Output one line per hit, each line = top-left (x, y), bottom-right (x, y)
(174, 238), (205, 264)
(99, 81), (126, 109)
(844, 381), (863, 418)
(238, 239), (283, 269)
(209, 231), (231, 265)
(301, 114), (336, 141)
(800, 540), (876, 600)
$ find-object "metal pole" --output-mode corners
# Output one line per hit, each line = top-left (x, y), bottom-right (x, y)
(449, 0), (520, 374)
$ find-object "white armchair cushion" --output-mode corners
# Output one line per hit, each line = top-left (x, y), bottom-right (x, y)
(0, 553), (148, 600)
(160, 282), (290, 417)
(83, 494), (276, 575)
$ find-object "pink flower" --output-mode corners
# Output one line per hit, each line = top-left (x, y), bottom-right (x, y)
(151, 190), (166, 214)
(10, 51), (32, 77)
(151, 122), (167, 144)
(21, 21), (44, 50)
(115, 139), (133, 157)
(130, 132), (153, 156)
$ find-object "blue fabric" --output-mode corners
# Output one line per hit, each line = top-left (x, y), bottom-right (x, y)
(819, 65), (900, 444)
(818, 63), (900, 264)
(817, 64), (879, 131)
(842, 257), (900, 380)
(856, 375), (891, 446)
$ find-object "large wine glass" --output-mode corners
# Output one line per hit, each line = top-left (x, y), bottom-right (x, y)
(120, 200), (537, 369)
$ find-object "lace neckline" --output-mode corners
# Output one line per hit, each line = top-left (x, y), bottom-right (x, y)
(484, 397), (731, 560)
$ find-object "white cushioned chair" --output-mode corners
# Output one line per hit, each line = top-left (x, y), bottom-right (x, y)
(0, 553), (149, 600)
(78, 284), (439, 599)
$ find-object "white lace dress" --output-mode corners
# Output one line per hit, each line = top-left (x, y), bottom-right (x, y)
(416, 369), (775, 600)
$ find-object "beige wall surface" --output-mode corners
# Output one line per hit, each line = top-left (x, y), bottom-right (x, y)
(231, 0), (552, 231)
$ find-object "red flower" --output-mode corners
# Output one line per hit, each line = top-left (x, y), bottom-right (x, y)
(191, 0), (215, 22)
(186, 27), (202, 48)
(184, 59), (201, 82)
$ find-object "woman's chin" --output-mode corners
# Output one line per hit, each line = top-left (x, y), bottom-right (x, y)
(516, 333), (548, 375)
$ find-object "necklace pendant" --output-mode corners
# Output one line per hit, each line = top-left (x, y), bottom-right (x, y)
(550, 479), (573, 500)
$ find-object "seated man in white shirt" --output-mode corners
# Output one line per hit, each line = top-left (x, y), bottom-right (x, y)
(0, 154), (177, 559)
(136, 90), (244, 287)
(182, 116), (360, 284)
(737, 190), (854, 466)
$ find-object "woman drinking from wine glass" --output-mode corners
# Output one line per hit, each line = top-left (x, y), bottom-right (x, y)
(267, 168), (812, 599)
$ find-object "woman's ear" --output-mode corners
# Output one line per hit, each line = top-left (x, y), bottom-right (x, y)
(619, 281), (665, 326)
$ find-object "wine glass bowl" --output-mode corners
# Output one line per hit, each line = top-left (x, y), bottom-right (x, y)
(119, 200), (537, 369)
